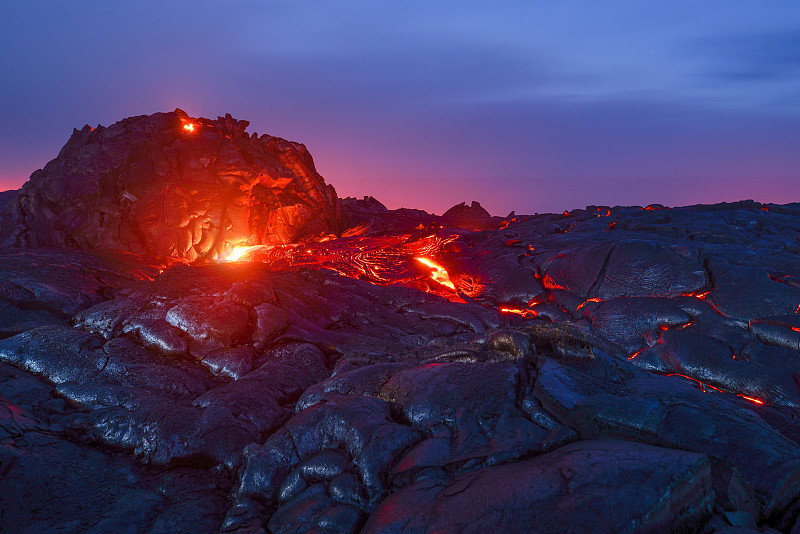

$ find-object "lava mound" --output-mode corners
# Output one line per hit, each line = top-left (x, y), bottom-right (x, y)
(0, 109), (341, 261)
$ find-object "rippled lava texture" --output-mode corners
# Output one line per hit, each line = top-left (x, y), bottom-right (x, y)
(3, 114), (800, 534)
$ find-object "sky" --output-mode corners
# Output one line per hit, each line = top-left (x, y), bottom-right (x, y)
(1, 1), (799, 215)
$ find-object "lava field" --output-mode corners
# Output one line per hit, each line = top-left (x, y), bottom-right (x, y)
(1, 111), (800, 533)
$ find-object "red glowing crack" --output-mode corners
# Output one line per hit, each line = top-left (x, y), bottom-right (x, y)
(662, 373), (764, 405)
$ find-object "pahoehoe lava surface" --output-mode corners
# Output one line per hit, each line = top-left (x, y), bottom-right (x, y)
(2, 112), (800, 533)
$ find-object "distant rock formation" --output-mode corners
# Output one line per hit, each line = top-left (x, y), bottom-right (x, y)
(441, 200), (491, 219)
(441, 200), (497, 230)
(339, 197), (503, 235)
(1, 109), (341, 261)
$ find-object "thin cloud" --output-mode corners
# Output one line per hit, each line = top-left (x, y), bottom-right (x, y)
(693, 30), (800, 82)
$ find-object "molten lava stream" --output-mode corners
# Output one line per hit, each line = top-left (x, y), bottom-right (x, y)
(499, 307), (537, 319)
(214, 231), (466, 301)
(414, 257), (456, 290)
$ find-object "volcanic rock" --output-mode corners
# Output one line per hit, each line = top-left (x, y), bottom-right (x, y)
(1, 110), (341, 261)
(363, 439), (714, 534)
(4, 112), (800, 533)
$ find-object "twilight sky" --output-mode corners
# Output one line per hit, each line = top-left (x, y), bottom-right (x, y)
(1, 1), (799, 215)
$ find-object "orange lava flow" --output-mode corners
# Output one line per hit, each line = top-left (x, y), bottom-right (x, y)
(415, 257), (456, 290)
(576, 297), (602, 310)
(542, 273), (569, 292)
(664, 373), (764, 405)
(220, 245), (261, 262)
(210, 231), (768, 408)
(737, 395), (764, 405)
(212, 231), (467, 301)
(205, 227), (774, 408)
(628, 347), (646, 360)
(499, 307), (537, 319)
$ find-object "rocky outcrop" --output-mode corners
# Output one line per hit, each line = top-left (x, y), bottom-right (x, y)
(1, 110), (341, 261)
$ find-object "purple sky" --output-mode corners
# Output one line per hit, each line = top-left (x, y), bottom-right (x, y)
(2, 2), (799, 215)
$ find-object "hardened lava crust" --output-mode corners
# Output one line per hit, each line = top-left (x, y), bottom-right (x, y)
(2, 112), (800, 533)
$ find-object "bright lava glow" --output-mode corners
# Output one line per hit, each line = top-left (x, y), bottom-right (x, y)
(415, 257), (456, 290)
(737, 395), (765, 405)
(499, 307), (537, 319)
(220, 245), (261, 262)
(182, 122), (196, 133)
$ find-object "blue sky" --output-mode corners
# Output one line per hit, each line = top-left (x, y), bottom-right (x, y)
(1, 1), (798, 214)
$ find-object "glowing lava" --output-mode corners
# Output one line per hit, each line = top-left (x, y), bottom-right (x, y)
(576, 297), (602, 310)
(220, 245), (261, 262)
(628, 347), (646, 360)
(683, 290), (710, 299)
(663, 373), (764, 405)
(415, 257), (456, 290)
(209, 231), (464, 302)
(181, 119), (197, 133)
(207, 229), (768, 408)
(738, 395), (765, 405)
(499, 307), (537, 318)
